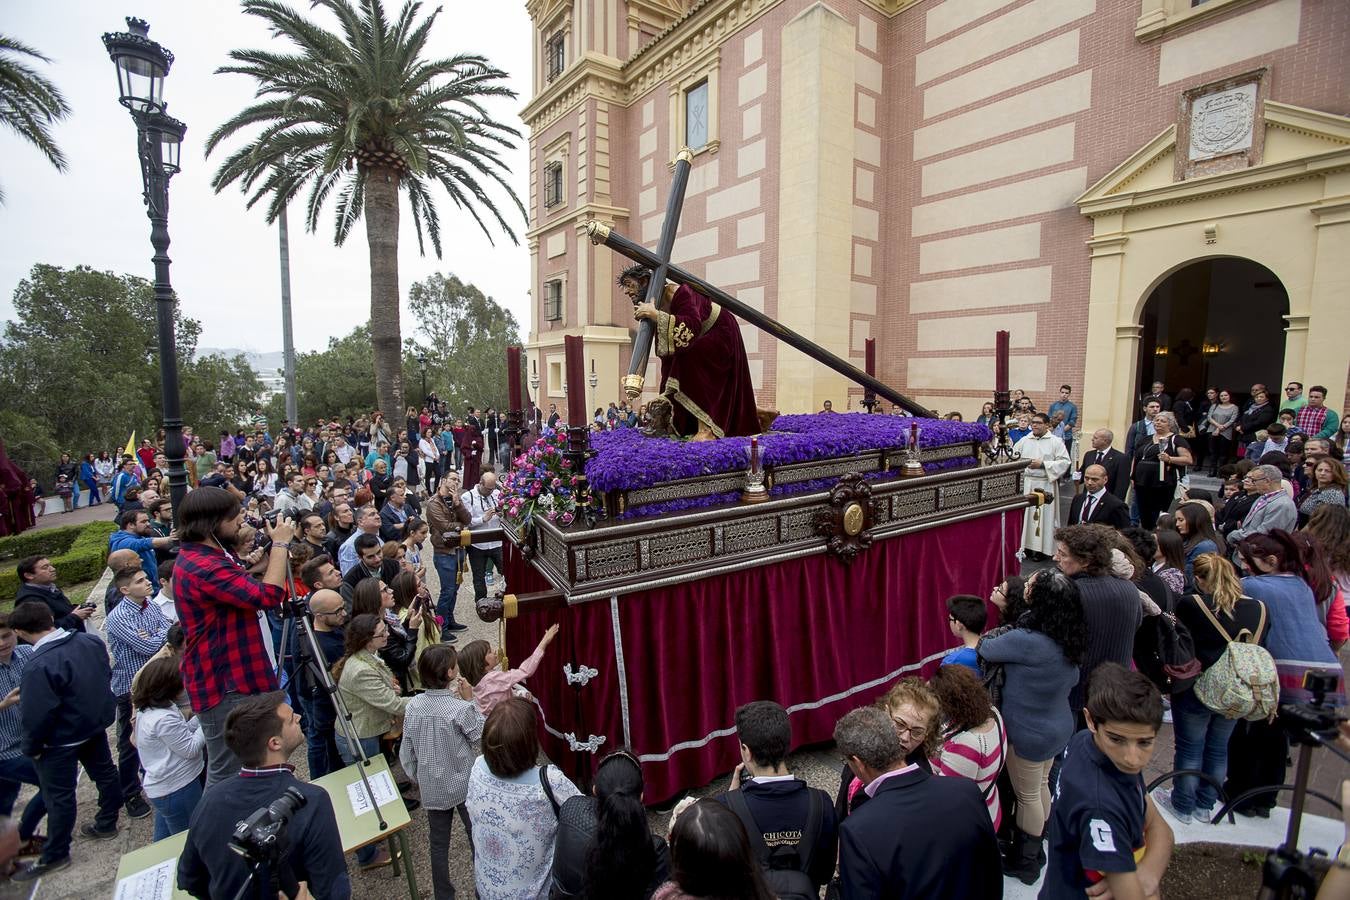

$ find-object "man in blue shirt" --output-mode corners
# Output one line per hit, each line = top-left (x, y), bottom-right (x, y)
(1041, 663), (1173, 899)
(108, 509), (175, 586)
(1048, 385), (1080, 453)
(106, 569), (170, 820)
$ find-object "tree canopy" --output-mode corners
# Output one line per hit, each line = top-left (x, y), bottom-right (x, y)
(207, 0), (526, 419)
(0, 264), (262, 484)
(266, 271), (521, 426)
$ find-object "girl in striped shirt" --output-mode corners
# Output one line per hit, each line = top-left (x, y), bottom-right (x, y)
(929, 664), (1007, 829)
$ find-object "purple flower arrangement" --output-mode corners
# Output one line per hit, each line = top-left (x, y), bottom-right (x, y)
(587, 413), (990, 493)
(500, 428), (581, 530)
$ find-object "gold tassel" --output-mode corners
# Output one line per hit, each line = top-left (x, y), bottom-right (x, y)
(497, 594), (518, 672)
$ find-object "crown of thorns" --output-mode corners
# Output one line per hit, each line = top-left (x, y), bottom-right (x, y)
(617, 264), (652, 286)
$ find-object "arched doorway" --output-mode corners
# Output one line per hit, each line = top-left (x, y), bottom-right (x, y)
(1133, 257), (1289, 412)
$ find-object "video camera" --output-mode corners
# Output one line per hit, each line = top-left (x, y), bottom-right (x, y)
(1278, 670), (1346, 746)
(229, 786), (307, 866)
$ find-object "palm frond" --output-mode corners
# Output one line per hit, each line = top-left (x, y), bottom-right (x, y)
(0, 32), (71, 190)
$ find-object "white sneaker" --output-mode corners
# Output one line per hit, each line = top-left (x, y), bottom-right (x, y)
(1192, 806), (1214, 824)
(1152, 788), (1192, 825)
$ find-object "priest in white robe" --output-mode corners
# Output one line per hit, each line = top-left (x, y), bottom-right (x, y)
(1013, 413), (1071, 558)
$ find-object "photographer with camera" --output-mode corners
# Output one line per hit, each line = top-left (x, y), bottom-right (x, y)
(174, 486), (299, 787)
(177, 691), (350, 899)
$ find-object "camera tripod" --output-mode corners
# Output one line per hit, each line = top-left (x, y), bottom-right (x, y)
(273, 565), (389, 836)
(1210, 671), (1349, 899)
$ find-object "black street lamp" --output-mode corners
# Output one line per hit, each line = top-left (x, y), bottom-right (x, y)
(418, 354), (428, 404)
(103, 18), (189, 524)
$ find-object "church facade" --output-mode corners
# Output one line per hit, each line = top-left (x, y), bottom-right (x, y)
(522, 0), (1350, 440)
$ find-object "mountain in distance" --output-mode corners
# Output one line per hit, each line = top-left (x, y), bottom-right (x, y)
(200, 347), (286, 396)
(200, 347), (286, 375)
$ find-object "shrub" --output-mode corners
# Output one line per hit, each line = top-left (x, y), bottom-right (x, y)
(0, 520), (116, 602)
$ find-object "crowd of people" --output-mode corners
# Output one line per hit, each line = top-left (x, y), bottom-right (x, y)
(4, 378), (1349, 897)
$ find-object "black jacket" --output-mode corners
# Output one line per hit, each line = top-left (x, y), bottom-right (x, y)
(1079, 447), (1130, 499)
(838, 768), (1001, 900)
(1067, 490), (1129, 529)
(1239, 402), (1277, 438)
(14, 582), (86, 633)
(550, 795), (669, 898)
(178, 771), (350, 900)
(20, 631), (117, 756)
(718, 778), (839, 889)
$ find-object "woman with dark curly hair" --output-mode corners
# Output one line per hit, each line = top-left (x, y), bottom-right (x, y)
(977, 569), (1086, 884)
(929, 665), (1006, 829)
(1054, 524), (1143, 713)
(988, 574), (1028, 628)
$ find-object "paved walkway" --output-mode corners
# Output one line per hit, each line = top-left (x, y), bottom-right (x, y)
(25, 497), (118, 532)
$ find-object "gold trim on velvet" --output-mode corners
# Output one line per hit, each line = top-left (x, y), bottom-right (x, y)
(663, 377), (725, 439)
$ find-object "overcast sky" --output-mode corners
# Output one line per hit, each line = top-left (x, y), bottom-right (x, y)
(0, 0), (534, 355)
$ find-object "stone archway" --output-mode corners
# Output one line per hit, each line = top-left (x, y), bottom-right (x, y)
(1133, 257), (1289, 412)
(1075, 102), (1350, 443)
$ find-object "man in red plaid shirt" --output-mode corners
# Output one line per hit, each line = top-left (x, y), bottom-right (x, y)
(174, 487), (298, 786)
(1294, 385), (1341, 440)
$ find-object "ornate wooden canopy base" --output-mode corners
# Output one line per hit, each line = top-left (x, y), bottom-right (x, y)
(504, 459), (1030, 604)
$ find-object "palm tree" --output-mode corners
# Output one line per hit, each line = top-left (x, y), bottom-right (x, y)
(0, 35), (71, 204)
(207, 0), (526, 416)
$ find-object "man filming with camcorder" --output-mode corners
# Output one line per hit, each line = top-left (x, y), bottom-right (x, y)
(177, 691), (349, 899)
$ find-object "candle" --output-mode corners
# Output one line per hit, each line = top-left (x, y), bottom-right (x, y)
(995, 331), (1010, 394)
(506, 346), (523, 411)
(750, 436), (760, 472)
(564, 335), (587, 427)
(864, 338), (876, 377)
(590, 358), (595, 373)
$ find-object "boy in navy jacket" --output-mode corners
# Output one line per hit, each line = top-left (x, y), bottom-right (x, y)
(11, 601), (121, 881)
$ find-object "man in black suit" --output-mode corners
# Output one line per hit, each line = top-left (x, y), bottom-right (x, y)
(14, 557), (93, 633)
(1068, 464), (1130, 529)
(834, 706), (1000, 900)
(1079, 428), (1130, 499)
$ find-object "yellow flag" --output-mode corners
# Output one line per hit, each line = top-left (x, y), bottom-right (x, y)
(123, 432), (136, 459)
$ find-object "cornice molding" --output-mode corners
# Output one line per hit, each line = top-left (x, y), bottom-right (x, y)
(624, 0), (780, 103)
(526, 202), (631, 242)
(523, 53), (627, 130)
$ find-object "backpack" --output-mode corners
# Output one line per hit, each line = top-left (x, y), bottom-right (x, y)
(1190, 597), (1279, 721)
(724, 785), (824, 900)
(1155, 612), (1202, 693)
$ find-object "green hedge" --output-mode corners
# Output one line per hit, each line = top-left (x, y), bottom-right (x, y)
(0, 520), (117, 602)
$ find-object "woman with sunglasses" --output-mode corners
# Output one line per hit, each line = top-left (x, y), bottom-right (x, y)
(351, 576), (421, 692)
(976, 569), (1086, 884)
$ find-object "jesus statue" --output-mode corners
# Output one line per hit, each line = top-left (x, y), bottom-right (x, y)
(620, 264), (761, 440)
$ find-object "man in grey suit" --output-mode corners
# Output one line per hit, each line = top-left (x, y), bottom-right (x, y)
(1229, 465), (1298, 543)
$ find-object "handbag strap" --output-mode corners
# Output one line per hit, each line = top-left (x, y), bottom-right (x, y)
(539, 764), (560, 818)
(1191, 594), (1263, 644)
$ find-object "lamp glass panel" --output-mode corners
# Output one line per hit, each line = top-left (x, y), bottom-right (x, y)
(159, 130), (182, 173)
(116, 54), (166, 112)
